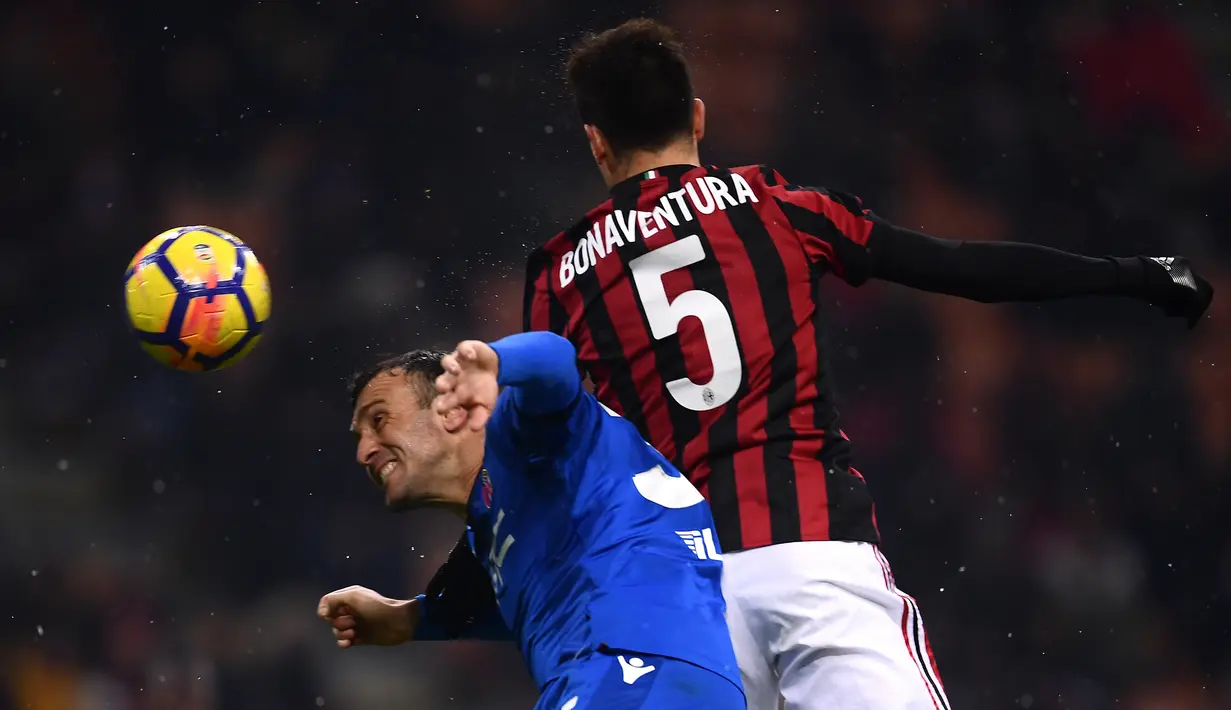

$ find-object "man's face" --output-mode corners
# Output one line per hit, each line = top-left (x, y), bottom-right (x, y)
(351, 370), (449, 511)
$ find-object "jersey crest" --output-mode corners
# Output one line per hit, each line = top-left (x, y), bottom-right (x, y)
(480, 468), (493, 509)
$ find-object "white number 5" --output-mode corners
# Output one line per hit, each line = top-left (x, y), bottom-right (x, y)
(629, 235), (742, 411)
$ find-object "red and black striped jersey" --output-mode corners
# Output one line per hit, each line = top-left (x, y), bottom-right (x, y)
(523, 163), (880, 553)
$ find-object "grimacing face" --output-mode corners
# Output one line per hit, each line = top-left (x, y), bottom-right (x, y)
(350, 370), (451, 511)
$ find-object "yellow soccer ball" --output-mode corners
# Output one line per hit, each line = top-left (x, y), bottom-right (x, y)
(124, 226), (271, 371)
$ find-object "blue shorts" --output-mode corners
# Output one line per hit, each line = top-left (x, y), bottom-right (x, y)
(535, 650), (745, 710)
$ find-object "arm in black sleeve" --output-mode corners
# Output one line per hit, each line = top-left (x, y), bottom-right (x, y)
(864, 222), (1158, 304)
(767, 173), (1211, 326)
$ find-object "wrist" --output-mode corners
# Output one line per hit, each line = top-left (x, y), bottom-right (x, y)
(389, 596), (421, 643)
(1111, 256), (1150, 297)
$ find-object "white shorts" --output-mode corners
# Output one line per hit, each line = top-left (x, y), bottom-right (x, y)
(721, 541), (949, 710)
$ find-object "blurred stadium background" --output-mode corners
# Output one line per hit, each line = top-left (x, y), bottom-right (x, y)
(1, 1), (1228, 708)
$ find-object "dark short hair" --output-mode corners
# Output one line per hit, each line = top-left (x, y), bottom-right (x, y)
(566, 18), (694, 156)
(349, 348), (450, 410)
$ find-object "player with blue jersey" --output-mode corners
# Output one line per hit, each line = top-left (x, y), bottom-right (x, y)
(318, 331), (745, 710)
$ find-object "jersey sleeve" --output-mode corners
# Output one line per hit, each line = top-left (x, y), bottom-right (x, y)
(491, 332), (582, 416)
(413, 532), (511, 642)
(488, 332), (584, 459)
(859, 224), (1147, 303)
(760, 167), (1141, 303)
(761, 167), (878, 286)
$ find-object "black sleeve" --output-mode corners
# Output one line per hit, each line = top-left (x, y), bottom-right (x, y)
(864, 222), (1156, 303)
(418, 533), (503, 639)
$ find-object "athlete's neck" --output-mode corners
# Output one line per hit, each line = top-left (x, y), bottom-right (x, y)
(446, 459), (484, 520)
(606, 142), (700, 187)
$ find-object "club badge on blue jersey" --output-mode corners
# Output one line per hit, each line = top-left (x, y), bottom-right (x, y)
(480, 469), (493, 508)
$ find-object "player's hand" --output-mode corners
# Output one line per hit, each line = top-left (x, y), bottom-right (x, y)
(1142, 256), (1215, 329)
(317, 585), (418, 648)
(435, 340), (500, 432)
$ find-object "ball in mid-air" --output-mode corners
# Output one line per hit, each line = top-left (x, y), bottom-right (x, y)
(124, 226), (271, 371)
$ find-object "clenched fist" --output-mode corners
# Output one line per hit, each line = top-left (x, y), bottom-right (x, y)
(317, 585), (419, 648)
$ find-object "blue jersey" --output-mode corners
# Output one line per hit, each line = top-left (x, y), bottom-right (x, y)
(416, 332), (740, 693)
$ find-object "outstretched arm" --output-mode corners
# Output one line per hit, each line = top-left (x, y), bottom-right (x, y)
(317, 536), (510, 647)
(772, 179), (1213, 328)
(865, 223), (1174, 302)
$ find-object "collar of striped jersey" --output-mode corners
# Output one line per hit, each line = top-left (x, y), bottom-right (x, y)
(610, 163), (702, 195)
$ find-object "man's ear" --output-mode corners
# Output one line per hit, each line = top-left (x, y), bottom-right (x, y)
(585, 124), (609, 165)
